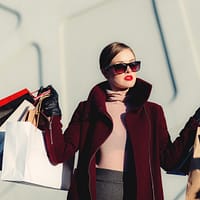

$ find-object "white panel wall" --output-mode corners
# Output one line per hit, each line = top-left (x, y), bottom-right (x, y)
(1, 0), (200, 199)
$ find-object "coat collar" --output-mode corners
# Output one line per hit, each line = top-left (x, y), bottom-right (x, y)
(87, 78), (152, 112)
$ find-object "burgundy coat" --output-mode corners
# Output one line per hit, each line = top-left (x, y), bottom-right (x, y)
(44, 78), (198, 200)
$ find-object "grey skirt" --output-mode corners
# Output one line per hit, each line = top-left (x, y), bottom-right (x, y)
(96, 168), (123, 200)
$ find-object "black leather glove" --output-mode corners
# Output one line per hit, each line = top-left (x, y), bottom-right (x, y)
(193, 107), (200, 124)
(37, 85), (61, 117)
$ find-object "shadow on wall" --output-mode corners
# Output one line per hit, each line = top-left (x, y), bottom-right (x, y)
(151, 0), (177, 100)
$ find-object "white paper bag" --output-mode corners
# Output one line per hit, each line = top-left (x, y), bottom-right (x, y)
(1, 121), (72, 190)
(0, 100), (34, 170)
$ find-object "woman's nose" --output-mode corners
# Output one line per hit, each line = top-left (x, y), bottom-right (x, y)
(125, 66), (132, 73)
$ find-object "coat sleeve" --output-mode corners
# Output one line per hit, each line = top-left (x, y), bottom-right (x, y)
(43, 102), (85, 165)
(157, 105), (199, 172)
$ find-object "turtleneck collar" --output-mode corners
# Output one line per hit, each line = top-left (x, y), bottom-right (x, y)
(106, 89), (129, 102)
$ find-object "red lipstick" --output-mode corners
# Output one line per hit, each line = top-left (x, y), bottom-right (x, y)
(124, 75), (133, 81)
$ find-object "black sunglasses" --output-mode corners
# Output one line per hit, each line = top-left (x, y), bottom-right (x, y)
(105, 61), (141, 75)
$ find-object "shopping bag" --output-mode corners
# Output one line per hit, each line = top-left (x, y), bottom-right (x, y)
(166, 147), (193, 176)
(1, 121), (73, 190)
(0, 131), (4, 170)
(185, 127), (200, 199)
(0, 99), (34, 170)
(0, 88), (34, 126)
(1, 95), (73, 190)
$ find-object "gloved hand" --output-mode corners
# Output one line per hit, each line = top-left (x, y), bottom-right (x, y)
(37, 85), (61, 117)
(193, 107), (200, 124)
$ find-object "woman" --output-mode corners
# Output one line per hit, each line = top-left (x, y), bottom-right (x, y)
(40, 42), (200, 200)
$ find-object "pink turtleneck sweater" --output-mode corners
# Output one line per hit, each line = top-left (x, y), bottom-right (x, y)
(96, 89), (128, 171)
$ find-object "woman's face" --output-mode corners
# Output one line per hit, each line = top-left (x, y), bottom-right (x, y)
(106, 48), (137, 91)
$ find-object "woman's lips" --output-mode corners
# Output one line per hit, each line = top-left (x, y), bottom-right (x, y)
(124, 75), (133, 81)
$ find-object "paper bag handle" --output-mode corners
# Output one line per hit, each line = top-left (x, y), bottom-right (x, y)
(26, 92), (50, 127)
